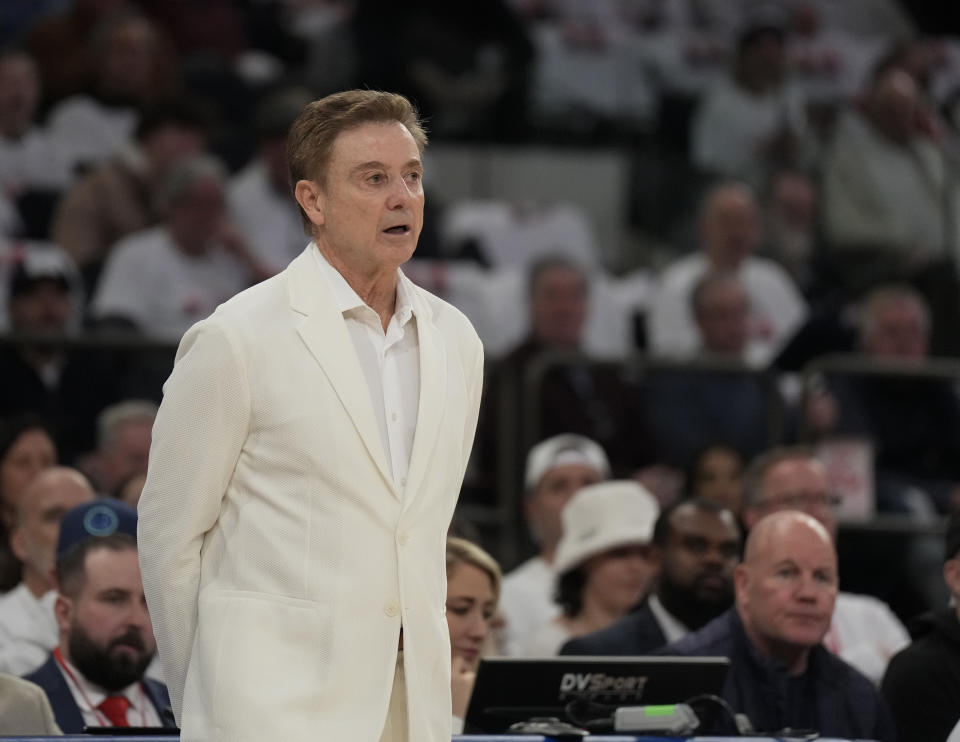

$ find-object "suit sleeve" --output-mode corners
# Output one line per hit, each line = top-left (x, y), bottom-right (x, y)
(460, 333), (484, 482)
(137, 318), (251, 722)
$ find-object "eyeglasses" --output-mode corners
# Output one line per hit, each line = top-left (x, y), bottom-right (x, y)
(762, 492), (842, 510)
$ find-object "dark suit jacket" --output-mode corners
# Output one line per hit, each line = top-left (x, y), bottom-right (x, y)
(559, 601), (668, 656)
(24, 653), (175, 733)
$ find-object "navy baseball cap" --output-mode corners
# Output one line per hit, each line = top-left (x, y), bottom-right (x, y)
(57, 499), (138, 560)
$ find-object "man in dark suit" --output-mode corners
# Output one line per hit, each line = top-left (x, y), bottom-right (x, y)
(560, 497), (740, 655)
(25, 499), (174, 732)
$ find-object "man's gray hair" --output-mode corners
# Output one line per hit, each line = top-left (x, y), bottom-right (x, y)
(742, 445), (817, 508)
(97, 400), (158, 451)
(156, 154), (226, 212)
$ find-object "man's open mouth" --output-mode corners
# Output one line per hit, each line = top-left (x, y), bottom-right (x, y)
(383, 225), (410, 235)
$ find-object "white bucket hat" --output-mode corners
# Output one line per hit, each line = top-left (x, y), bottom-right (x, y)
(553, 480), (660, 575)
(524, 434), (611, 492)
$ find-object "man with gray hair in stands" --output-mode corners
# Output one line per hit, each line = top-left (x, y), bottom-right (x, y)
(89, 400), (157, 498)
(499, 434), (610, 656)
(90, 154), (260, 339)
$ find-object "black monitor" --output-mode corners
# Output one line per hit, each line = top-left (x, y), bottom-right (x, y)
(465, 655), (730, 734)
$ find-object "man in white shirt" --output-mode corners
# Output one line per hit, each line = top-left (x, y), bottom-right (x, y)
(138, 90), (484, 742)
(500, 434), (609, 656)
(742, 446), (910, 684)
(0, 467), (93, 676)
(648, 181), (807, 366)
(91, 155), (254, 340)
(228, 87), (313, 276)
(24, 499), (174, 733)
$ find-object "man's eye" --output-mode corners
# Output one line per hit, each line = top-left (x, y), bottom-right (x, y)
(368, 173), (384, 183)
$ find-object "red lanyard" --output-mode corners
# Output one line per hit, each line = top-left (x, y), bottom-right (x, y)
(53, 647), (148, 727)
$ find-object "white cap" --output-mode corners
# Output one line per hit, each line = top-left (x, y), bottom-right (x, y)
(524, 434), (610, 492)
(553, 480), (660, 576)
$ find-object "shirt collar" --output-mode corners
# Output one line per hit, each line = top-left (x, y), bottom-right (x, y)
(312, 244), (415, 325)
(647, 594), (690, 644)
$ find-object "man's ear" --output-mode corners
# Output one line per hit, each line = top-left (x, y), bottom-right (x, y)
(9, 528), (26, 563)
(54, 593), (73, 633)
(294, 179), (325, 228)
(734, 563), (749, 604)
(943, 558), (960, 600)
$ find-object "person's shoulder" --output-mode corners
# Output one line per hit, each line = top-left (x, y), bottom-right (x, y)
(562, 605), (660, 656)
(814, 644), (881, 693)
(0, 673), (46, 698)
(659, 610), (735, 657)
(411, 281), (479, 337)
(22, 653), (59, 688)
(108, 226), (169, 259)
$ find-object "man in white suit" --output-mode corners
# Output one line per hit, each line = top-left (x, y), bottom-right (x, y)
(137, 90), (484, 742)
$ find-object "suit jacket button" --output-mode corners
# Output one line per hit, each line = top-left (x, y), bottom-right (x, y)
(384, 600), (400, 617)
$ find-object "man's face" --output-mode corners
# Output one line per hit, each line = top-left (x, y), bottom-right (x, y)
(526, 463), (602, 553)
(659, 505), (740, 623)
(143, 125), (206, 181)
(100, 420), (153, 494)
(695, 280), (749, 356)
(701, 188), (762, 269)
(312, 121), (424, 274)
(11, 471), (93, 586)
(736, 519), (838, 651)
(530, 265), (588, 348)
(863, 298), (929, 360)
(58, 547), (156, 692)
(0, 428), (56, 528)
(9, 282), (72, 334)
(167, 176), (226, 254)
(0, 54), (40, 138)
(750, 457), (838, 537)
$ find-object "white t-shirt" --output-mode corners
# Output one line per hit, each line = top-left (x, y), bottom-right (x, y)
(0, 127), (73, 192)
(227, 160), (305, 275)
(520, 617), (572, 658)
(824, 591), (910, 686)
(46, 95), (137, 174)
(0, 584), (57, 676)
(647, 252), (807, 366)
(92, 226), (249, 340)
(500, 556), (558, 657)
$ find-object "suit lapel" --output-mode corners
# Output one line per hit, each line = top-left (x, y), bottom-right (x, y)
(287, 247), (397, 496)
(403, 274), (447, 513)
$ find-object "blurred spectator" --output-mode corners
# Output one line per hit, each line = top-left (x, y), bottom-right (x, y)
(227, 87), (312, 276)
(90, 155), (255, 339)
(691, 9), (814, 187)
(51, 99), (209, 298)
(26, 0), (176, 107)
(561, 497), (741, 656)
(354, 0), (535, 142)
(882, 510), (960, 742)
(84, 401), (155, 498)
(522, 481), (660, 656)
(643, 271), (779, 470)
(760, 169), (818, 294)
(0, 467), (94, 675)
(741, 446), (910, 684)
(480, 256), (661, 491)
(821, 63), (960, 279)
(0, 50), (73, 240)
(499, 434), (609, 656)
(0, 247), (120, 462)
(648, 181), (807, 365)
(446, 537), (502, 733)
(687, 444), (747, 519)
(46, 11), (174, 173)
(24, 499), (173, 732)
(805, 285), (960, 514)
(0, 416), (57, 592)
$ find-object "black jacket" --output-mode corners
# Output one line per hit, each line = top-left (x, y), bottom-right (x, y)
(559, 600), (668, 656)
(659, 608), (896, 741)
(882, 608), (960, 742)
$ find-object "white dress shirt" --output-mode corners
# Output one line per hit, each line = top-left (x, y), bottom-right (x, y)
(500, 556), (559, 657)
(54, 650), (162, 728)
(647, 594), (690, 645)
(313, 247), (420, 488)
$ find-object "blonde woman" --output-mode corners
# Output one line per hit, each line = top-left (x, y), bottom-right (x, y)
(446, 537), (501, 733)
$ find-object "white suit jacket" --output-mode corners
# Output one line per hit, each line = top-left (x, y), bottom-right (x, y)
(138, 245), (484, 742)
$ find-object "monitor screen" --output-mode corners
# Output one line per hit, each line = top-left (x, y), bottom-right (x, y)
(465, 655), (730, 734)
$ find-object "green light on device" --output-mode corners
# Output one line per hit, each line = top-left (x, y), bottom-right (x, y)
(644, 705), (677, 717)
